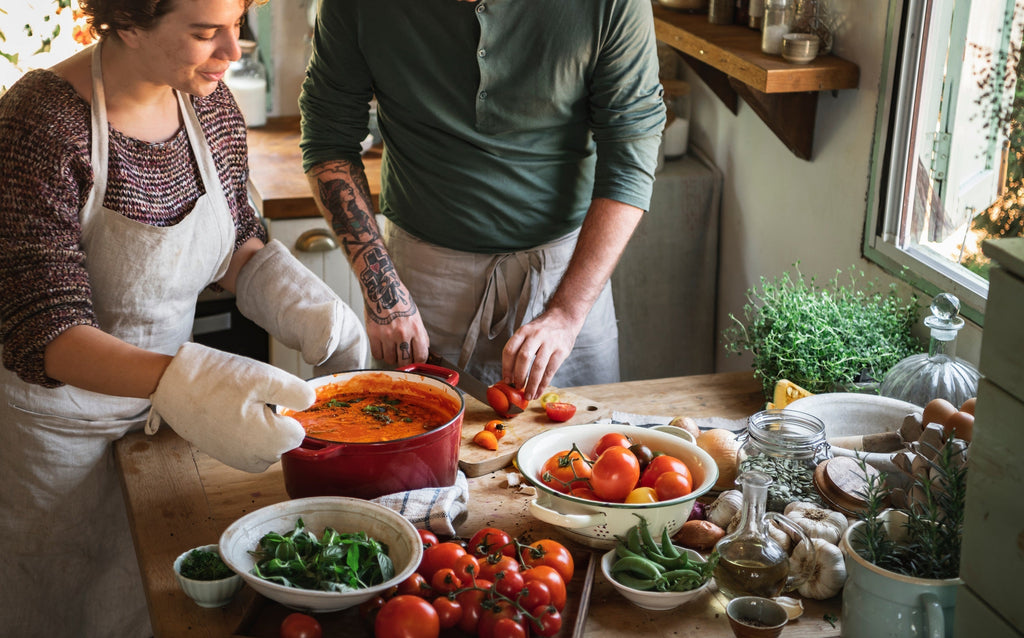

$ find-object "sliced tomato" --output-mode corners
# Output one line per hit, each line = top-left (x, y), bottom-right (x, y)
(486, 381), (529, 418)
(472, 429), (499, 450)
(543, 401), (577, 422)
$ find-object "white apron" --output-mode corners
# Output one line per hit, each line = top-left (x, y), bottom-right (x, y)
(0, 43), (235, 637)
(382, 221), (620, 387)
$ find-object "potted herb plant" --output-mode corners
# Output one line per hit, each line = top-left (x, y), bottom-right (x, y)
(722, 264), (922, 400)
(839, 442), (967, 638)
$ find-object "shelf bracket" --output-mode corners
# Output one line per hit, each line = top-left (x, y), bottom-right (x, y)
(729, 80), (818, 161)
(678, 52), (739, 114)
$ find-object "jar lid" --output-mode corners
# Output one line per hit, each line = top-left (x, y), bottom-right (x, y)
(812, 457), (887, 514)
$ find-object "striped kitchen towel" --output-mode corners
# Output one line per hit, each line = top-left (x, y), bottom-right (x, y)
(371, 471), (470, 537)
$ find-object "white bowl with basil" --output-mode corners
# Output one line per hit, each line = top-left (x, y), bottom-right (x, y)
(219, 496), (422, 613)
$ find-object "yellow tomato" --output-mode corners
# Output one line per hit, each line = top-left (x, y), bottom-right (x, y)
(624, 487), (658, 504)
(539, 392), (560, 406)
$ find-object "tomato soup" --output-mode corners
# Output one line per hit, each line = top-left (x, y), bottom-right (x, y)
(285, 372), (461, 443)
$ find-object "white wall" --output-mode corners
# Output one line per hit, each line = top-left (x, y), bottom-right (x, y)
(677, 0), (983, 373)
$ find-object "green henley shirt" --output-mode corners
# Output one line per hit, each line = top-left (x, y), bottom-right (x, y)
(300, 0), (666, 253)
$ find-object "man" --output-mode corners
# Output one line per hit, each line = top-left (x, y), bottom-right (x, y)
(300, 0), (665, 399)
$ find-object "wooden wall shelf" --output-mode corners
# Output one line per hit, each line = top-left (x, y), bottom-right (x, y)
(652, 4), (860, 159)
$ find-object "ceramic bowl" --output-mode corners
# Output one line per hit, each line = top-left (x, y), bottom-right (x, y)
(601, 548), (712, 610)
(173, 544), (243, 608)
(514, 423), (718, 549)
(219, 496), (422, 613)
(781, 33), (821, 64)
(726, 596), (789, 638)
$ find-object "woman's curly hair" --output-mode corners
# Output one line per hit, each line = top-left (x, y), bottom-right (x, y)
(79, 0), (265, 39)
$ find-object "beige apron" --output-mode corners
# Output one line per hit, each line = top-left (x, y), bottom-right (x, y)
(383, 221), (620, 387)
(0, 43), (234, 637)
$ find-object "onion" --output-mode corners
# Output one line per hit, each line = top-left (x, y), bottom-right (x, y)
(696, 428), (742, 491)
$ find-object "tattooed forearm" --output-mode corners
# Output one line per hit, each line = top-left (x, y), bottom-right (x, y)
(310, 160), (378, 252)
(360, 246), (417, 324)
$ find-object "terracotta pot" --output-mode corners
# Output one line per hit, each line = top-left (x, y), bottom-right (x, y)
(279, 365), (464, 500)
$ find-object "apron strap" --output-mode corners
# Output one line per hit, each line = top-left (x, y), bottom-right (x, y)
(81, 42), (109, 229)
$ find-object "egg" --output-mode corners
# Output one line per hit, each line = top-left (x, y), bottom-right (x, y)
(922, 398), (957, 428)
(960, 397), (977, 416)
(944, 410), (974, 442)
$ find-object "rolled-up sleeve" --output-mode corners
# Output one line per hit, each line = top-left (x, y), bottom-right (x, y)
(589, 0), (666, 212)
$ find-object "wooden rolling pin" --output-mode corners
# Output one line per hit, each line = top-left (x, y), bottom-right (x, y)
(828, 431), (904, 452)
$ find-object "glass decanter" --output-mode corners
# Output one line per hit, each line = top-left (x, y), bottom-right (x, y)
(879, 292), (980, 408)
(713, 470), (812, 599)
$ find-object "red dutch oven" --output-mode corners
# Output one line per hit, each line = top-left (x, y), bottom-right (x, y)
(278, 364), (464, 500)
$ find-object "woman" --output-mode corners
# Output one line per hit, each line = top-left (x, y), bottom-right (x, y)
(0, 1), (366, 635)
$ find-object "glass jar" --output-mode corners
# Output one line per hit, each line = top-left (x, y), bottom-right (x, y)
(748, 0), (765, 29)
(225, 39), (267, 128)
(761, 0), (793, 54)
(708, 0), (735, 24)
(737, 409), (830, 511)
(879, 293), (981, 408)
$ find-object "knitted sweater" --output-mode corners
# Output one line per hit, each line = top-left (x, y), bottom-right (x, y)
(0, 70), (267, 387)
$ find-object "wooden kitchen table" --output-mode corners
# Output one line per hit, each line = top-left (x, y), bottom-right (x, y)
(114, 371), (842, 637)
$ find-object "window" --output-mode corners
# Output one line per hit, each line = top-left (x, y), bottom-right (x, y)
(864, 0), (1024, 325)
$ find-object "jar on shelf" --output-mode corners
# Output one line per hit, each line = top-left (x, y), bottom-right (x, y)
(748, 0), (765, 29)
(761, 0), (794, 55)
(736, 408), (831, 511)
(708, 0), (735, 24)
(225, 39), (267, 128)
(879, 292), (981, 408)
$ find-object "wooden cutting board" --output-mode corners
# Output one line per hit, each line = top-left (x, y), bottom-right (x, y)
(457, 387), (612, 477)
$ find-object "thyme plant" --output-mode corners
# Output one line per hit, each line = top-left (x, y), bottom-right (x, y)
(722, 265), (922, 399)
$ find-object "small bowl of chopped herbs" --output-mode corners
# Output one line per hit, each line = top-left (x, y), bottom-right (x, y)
(173, 544), (243, 608)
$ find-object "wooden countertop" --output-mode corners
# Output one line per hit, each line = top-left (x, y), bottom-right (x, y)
(114, 371), (842, 637)
(246, 116), (381, 220)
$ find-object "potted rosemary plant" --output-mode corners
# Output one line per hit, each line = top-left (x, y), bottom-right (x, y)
(722, 265), (922, 400)
(838, 442), (968, 638)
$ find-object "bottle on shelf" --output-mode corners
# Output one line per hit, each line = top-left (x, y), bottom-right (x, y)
(225, 39), (268, 128)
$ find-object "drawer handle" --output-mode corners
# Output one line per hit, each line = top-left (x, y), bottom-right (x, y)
(295, 228), (338, 253)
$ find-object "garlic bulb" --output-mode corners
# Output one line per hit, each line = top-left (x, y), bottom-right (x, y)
(789, 538), (847, 599)
(727, 512), (792, 553)
(706, 489), (743, 528)
(783, 501), (849, 544)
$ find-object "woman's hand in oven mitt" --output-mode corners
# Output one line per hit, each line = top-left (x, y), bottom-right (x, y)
(146, 342), (314, 473)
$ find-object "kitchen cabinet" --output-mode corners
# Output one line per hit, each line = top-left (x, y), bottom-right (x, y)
(954, 237), (1024, 637)
(652, 5), (860, 160)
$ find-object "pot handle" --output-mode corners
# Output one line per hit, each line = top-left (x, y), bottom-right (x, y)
(286, 437), (347, 461)
(650, 424), (696, 444)
(920, 593), (945, 638)
(394, 362), (459, 387)
(528, 499), (606, 529)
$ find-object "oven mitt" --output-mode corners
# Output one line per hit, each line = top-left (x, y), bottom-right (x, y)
(145, 342), (314, 473)
(235, 239), (368, 373)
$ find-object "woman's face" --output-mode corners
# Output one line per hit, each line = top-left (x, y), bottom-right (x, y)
(127, 0), (247, 96)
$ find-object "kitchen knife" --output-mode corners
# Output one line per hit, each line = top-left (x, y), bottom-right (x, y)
(425, 351), (523, 414)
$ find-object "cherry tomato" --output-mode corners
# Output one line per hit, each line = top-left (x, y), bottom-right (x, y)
(280, 612), (323, 638)
(375, 595), (440, 638)
(593, 432), (632, 457)
(473, 429), (499, 450)
(432, 596), (463, 629)
(430, 567), (462, 594)
(484, 419), (508, 440)
(477, 553), (520, 582)
(494, 568), (526, 599)
(628, 443), (655, 471)
(543, 401), (577, 422)
(522, 565), (567, 611)
(417, 528), (438, 549)
(625, 486), (659, 503)
(590, 446), (641, 502)
(486, 381), (529, 418)
(358, 595), (387, 625)
(530, 604), (563, 637)
(452, 553), (481, 583)
(456, 580), (492, 634)
(569, 486), (600, 500)
(477, 600), (524, 638)
(396, 572), (431, 598)
(492, 617), (528, 638)
(467, 526), (515, 558)
(517, 579), (552, 610)
(519, 539), (575, 583)
(654, 470), (693, 500)
(639, 454), (693, 490)
(418, 542), (467, 581)
(539, 449), (592, 493)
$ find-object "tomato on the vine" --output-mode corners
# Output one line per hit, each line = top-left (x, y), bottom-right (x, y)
(476, 599), (525, 638)
(396, 572), (431, 598)
(452, 553), (481, 583)
(417, 528), (438, 549)
(432, 596), (463, 629)
(486, 381), (528, 419)
(477, 553), (520, 582)
(375, 595), (440, 638)
(654, 470), (693, 500)
(279, 612), (323, 638)
(517, 579), (551, 610)
(530, 604), (563, 637)
(455, 579), (492, 634)
(467, 526), (515, 558)
(540, 449), (592, 493)
(492, 617), (528, 638)
(639, 454), (692, 490)
(522, 565), (567, 611)
(593, 432), (631, 457)
(493, 568), (526, 599)
(430, 567), (462, 594)
(590, 445), (641, 502)
(358, 595), (387, 625)
(519, 539), (574, 583)
(417, 541), (467, 581)
(543, 401), (577, 422)
(568, 486), (600, 500)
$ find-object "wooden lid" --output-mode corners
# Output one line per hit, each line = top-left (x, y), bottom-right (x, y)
(813, 457), (886, 515)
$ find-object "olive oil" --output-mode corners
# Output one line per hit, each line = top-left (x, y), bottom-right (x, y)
(714, 540), (790, 598)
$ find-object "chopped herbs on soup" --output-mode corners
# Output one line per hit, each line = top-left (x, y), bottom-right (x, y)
(249, 518), (394, 592)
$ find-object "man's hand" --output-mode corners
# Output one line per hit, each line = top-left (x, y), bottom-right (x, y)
(501, 307), (582, 400)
